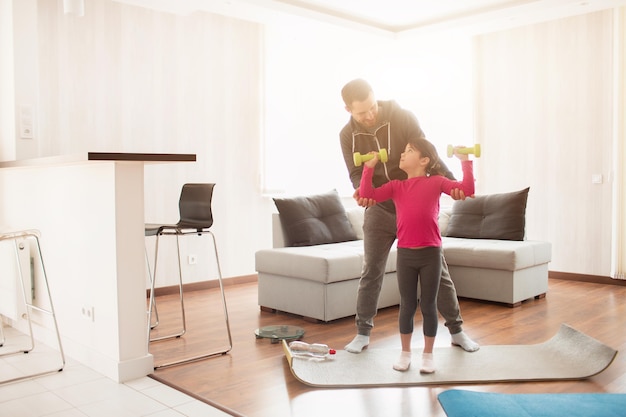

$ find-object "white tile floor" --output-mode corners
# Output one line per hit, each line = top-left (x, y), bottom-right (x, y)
(0, 327), (231, 417)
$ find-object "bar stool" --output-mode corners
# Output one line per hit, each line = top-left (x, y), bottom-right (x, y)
(145, 183), (232, 368)
(0, 229), (65, 384)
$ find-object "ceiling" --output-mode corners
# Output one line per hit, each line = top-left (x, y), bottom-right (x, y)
(112, 0), (626, 35)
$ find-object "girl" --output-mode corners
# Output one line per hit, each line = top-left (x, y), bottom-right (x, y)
(359, 138), (475, 373)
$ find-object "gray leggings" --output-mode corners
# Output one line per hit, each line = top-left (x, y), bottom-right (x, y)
(396, 247), (442, 337)
(355, 202), (465, 336)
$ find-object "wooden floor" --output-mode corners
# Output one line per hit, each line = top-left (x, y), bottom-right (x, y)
(148, 278), (626, 417)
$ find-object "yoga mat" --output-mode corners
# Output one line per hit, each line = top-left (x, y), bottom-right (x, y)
(283, 324), (618, 387)
(437, 389), (626, 417)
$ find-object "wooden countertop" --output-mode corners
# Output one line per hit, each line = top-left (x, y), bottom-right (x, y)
(0, 152), (196, 168)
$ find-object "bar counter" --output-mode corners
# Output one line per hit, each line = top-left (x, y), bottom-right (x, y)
(0, 152), (196, 382)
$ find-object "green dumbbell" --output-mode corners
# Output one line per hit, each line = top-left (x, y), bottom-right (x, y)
(447, 144), (481, 158)
(353, 148), (389, 167)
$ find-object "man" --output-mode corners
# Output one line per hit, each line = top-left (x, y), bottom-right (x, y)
(339, 78), (479, 353)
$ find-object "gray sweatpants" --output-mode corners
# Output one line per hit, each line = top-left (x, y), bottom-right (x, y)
(355, 201), (465, 336)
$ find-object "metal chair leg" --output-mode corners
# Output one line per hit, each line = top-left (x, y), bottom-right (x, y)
(148, 232), (186, 343)
(154, 230), (232, 369)
(144, 246), (159, 329)
(0, 231), (65, 385)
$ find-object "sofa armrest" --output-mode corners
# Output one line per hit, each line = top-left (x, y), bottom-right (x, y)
(272, 213), (286, 248)
(439, 207), (452, 236)
(345, 207), (365, 240)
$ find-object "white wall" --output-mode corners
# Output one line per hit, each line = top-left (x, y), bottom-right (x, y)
(473, 10), (618, 275)
(0, 0), (16, 159)
(6, 0), (270, 288)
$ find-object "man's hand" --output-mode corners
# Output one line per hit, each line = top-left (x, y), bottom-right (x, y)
(450, 188), (474, 201)
(353, 188), (377, 208)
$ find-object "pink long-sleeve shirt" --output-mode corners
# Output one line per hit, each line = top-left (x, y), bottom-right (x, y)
(360, 161), (474, 248)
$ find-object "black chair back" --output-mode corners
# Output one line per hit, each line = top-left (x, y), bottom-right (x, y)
(177, 183), (215, 229)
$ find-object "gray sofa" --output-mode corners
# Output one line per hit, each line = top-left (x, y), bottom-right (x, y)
(255, 189), (552, 322)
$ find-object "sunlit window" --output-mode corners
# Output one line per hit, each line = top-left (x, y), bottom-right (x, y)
(262, 21), (475, 198)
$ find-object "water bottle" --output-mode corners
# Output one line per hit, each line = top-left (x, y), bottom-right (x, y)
(288, 341), (336, 357)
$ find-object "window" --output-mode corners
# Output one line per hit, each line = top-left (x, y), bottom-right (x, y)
(262, 22), (474, 197)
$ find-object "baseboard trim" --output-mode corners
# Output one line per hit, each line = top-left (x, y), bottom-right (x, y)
(149, 274), (258, 297)
(549, 271), (626, 286)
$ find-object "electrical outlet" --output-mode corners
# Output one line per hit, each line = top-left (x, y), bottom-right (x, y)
(188, 254), (198, 265)
(81, 306), (95, 322)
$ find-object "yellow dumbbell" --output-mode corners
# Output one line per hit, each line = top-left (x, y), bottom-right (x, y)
(447, 144), (481, 158)
(353, 149), (388, 167)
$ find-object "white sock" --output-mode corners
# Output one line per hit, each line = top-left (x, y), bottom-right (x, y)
(451, 331), (480, 352)
(345, 335), (369, 353)
(420, 353), (435, 374)
(393, 351), (412, 372)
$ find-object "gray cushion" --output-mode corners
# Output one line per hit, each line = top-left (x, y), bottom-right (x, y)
(273, 190), (357, 247)
(444, 187), (529, 241)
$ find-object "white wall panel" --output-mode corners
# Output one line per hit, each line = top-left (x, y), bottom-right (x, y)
(474, 10), (615, 275)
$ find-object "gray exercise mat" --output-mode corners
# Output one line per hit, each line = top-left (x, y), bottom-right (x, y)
(283, 324), (618, 387)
